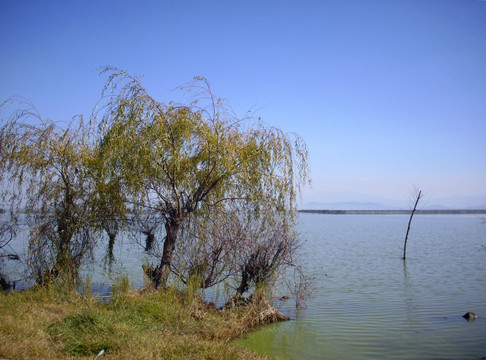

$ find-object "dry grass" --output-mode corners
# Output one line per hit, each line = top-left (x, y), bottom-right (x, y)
(0, 282), (274, 360)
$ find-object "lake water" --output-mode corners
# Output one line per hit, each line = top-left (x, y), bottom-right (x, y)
(235, 213), (486, 359)
(3, 213), (485, 359)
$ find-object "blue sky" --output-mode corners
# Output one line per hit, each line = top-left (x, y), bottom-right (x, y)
(1, 0), (485, 204)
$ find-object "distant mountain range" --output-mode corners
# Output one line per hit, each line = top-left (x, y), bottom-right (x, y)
(301, 194), (486, 210)
(302, 201), (403, 210)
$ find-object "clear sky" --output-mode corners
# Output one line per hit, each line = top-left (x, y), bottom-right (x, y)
(1, 0), (485, 204)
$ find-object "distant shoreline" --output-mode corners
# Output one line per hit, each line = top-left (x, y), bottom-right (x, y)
(299, 209), (486, 215)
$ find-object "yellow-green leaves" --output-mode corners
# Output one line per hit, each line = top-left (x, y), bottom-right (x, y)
(1, 69), (310, 292)
(0, 100), (102, 284)
(97, 69), (310, 289)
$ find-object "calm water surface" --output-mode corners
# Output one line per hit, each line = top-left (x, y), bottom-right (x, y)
(235, 213), (486, 360)
(4, 213), (485, 359)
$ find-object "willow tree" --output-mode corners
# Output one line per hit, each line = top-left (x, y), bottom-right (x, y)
(0, 99), (99, 284)
(97, 68), (309, 289)
(170, 199), (300, 297)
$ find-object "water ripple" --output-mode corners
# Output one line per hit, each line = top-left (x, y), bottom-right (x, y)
(237, 214), (486, 360)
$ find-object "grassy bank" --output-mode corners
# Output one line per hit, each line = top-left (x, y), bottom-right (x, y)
(0, 282), (273, 359)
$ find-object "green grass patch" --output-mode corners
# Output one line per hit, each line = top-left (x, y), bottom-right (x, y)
(0, 282), (272, 359)
(47, 308), (118, 355)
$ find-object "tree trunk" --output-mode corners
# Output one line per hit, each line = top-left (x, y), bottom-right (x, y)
(403, 190), (422, 260)
(236, 270), (250, 295)
(153, 219), (180, 289)
(47, 207), (77, 284)
(143, 229), (155, 252)
(106, 231), (117, 266)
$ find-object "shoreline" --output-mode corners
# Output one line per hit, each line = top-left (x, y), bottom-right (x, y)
(0, 284), (277, 360)
(299, 209), (486, 215)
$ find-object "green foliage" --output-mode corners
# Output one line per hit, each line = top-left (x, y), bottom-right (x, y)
(0, 99), (102, 283)
(1, 68), (310, 297)
(96, 67), (309, 289)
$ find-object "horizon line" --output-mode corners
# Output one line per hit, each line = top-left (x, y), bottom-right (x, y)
(299, 209), (486, 215)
